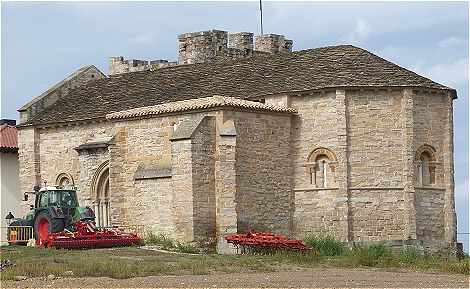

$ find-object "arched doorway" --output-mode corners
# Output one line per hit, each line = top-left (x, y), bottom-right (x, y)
(92, 161), (110, 227)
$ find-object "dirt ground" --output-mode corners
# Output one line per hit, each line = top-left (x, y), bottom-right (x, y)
(2, 268), (468, 288)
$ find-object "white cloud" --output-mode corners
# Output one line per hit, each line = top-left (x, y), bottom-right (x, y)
(437, 36), (465, 48)
(341, 19), (372, 44)
(412, 58), (468, 88)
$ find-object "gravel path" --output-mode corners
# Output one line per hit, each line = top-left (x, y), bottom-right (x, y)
(2, 268), (468, 288)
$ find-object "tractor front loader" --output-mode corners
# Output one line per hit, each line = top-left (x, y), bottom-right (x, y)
(8, 186), (141, 249)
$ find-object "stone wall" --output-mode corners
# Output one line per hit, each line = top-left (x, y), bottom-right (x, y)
(413, 91), (447, 186)
(191, 117), (216, 240)
(109, 57), (177, 76)
(287, 91), (349, 240)
(227, 110), (293, 234)
(17, 127), (40, 214)
(254, 34), (293, 54)
(134, 177), (173, 235)
(77, 147), (110, 205)
(413, 90), (455, 246)
(350, 189), (407, 241)
(415, 189), (444, 240)
(284, 88), (454, 247)
(346, 90), (407, 240)
(33, 122), (114, 205)
(347, 89), (404, 188)
(112, 115), (177, 232)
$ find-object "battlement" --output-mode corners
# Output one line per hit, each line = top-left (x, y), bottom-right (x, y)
(109, 57), (177, 76)
(110, 29), (294, 75)
(254, 34), (293, 54)
(178, 30), (293, 64)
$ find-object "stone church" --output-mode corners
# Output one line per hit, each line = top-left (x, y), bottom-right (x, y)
(17, 30), (457, 253)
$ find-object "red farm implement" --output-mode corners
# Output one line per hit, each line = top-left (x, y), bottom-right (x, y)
(41, 221), (142, 249)
(225, 231), (312, 255)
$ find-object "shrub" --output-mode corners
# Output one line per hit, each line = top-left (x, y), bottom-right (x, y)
(441, 258), (470, 275)
(144, 232), (175, 250)
(348, 243), (393, 267)
(399, 246), (422, 264)
(144, 231), (199, 254)
(304, 235), (345, 256)
(175, 242), (200, 254)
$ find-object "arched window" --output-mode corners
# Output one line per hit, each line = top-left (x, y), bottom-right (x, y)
(92, 161), (110, 227)
(416, 145), (437, 186)
(307, 147), (337, 188)
(55, 173), (74, 188)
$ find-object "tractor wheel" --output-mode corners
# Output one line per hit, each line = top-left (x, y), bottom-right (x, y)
(34, 211), (64, 246)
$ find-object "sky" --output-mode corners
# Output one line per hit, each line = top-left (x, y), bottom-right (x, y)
(1, 1), (469, 251)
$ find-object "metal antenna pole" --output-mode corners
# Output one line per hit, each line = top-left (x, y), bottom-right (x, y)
(259, 0), (264, 35)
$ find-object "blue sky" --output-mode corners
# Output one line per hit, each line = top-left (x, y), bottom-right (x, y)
(1, 1), (468, 251)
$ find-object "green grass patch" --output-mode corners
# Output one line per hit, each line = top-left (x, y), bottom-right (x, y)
(144, 232), (199, 254)
(304, 234), (345, 256)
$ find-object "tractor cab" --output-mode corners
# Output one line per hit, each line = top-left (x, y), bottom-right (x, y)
(34, 187), (79, 211)
(24, 186), (81, 224)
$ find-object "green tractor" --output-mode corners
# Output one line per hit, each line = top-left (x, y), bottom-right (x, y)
(9, 185), (140, 248)
(9, 186), (95, 245)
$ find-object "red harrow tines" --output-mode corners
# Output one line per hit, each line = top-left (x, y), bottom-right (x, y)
(225, 231), (311, 255)
(40, 221), (142, 249)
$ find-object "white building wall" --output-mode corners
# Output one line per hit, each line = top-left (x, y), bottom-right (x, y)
(0, 152), (21, 244)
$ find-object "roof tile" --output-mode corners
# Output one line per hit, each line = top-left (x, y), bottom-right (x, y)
(24, 45), (454, 126)
(0, 124), (18, 149)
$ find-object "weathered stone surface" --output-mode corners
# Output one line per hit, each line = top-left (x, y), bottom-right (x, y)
(17, 28), (456, 257)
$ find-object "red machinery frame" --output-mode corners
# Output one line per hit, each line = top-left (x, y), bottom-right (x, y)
(39, 221), (141, 249)
(225, 231), (311, 254)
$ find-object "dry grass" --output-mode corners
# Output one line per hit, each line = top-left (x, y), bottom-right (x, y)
(0, 246), (273, 280)
(0, 244), (468, 281)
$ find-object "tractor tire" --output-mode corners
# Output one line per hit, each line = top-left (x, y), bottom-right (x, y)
(34, 211), (65, 246)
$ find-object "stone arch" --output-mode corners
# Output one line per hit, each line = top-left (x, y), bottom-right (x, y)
(306, 147), (338, 188)
(55, 173), (74, 188)
(307, 147), (338, 163)
(415, 144), (437, 162)
(416, 144), (437, 186)
(91, 161), (110, 227)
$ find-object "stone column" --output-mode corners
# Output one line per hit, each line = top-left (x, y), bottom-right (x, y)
(443, 92), (456, 246)
(17, 127), (41, 215)
(335, 89), (351, 242)
(170, 139), (194, 242)
(108, 128), (128, 227)
(215, 120), (238, 254)
(402, 89), (417, 240)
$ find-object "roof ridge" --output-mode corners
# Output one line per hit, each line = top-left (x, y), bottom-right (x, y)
(106, 95), (297, 120)
(106, 45), (353, 78)
(18, 64), (106, 111)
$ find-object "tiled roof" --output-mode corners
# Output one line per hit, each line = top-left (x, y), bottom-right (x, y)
(0, 124), (18, 150)
(18, 65), (106, 112)
(23, 45), (455, 126)
(107, 95), (297, 120)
